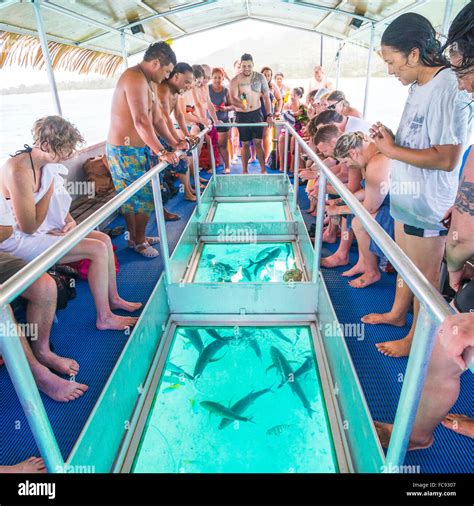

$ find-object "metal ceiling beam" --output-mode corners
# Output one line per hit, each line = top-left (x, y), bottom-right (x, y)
(245, 0), (251, 17)
(0, 0), (18, 10)
(136, 0), (186, 34)
(40, 0), (152, 47)
(281, 0), (377, 24)
(440, 0), (454, 43)
(313, 0), (348, 30)
(0, 21), (123, 56)
(345, 0), (428, 42)
(128, 16), (249, 57)
(78, 0), (215, 46)
(249, 15), (345, 42)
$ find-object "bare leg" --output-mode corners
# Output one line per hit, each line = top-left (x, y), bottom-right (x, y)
(59, 238), (138, 330)
(16, 328), (88, 402)
(322, 218), (338, 244)
(346, 216), (381, 288)
(0, 456), (47, 473)
(241, 141), (250, 174)
(375, 334), (463, 449)
(87, 231), (142, 313)
(249, 144), (256, 163)
(362, 221), (413, 327)
(253, 138), (267, 174)
(217, 132), (230, 173)
(321, 219), (353, 268)
(375, 231), (446, 357)
(177, 173), (196, 201)
(23, 274), (79, 376)
(441, 414), (474, 438)
(123, 212), (137, 247)
(278, 134), (285, 172)
(133, 212), (150, 247)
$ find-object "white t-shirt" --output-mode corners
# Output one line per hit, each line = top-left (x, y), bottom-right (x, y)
(346, 116), (371, 135)
(0, 193), (14, 227)
(390, 69), (472, 230)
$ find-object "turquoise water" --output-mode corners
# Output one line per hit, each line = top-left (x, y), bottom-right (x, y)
(132, 326), (338, 473)
(212, 201), (286, 222)
(193, 242), (298, 283)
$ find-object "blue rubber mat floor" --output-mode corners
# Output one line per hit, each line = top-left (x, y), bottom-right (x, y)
(0, 159), (471, 473)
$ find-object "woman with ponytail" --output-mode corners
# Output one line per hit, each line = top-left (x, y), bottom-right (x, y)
(361, 13), (472, 359)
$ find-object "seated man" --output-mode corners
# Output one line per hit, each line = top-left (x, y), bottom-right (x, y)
(0, 191), (88, 401)
(328, 131), (393, 289)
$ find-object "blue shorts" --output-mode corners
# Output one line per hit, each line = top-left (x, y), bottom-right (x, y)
(346, 204), (394, 258)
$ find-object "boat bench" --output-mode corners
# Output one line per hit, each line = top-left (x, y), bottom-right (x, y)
(70, 189), (117, 228)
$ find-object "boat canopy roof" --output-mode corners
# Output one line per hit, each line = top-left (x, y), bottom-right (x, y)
(0, 0), (465, 76)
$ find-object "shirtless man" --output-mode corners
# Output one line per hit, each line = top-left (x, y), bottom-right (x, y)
(193, 64), (219, 127)
(328, 132), (393, 288)
(106, 42), (180, 259)
(156, 62), (196, 202)
(229, 53), (274, 174)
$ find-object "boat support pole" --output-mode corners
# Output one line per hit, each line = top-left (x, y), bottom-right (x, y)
(32, 0), (62, 116)
(312, 171), (327, 296)
(192, 148), (202, 215)
(151, 175), (172, 285)
(292, 142), (300, 211)
(385, 305), (439, 470)
(120, 30), (128, 69)
(283, 127), (289, 176)
(0, 305), (65, 473)
(363, 23), (375, 118)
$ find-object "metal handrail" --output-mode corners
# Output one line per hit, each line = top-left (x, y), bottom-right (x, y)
(285, 122), (454, 325)
(283, 122), (457, 471)
(0, 129), (210, 307)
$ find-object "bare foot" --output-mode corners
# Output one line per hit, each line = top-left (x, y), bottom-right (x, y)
(374, 422), (433, 450)
(0, 457), (47, 473)
(0, 356), (3, 366)
(261, 169), (268, 174)
(375, 336), (412, 358)
(342, 262), (365, 277)
(242, 170), (248, 174)
(33, 349), (79, 376)
(441, 414), (474, 438)
(96, 314), (138, 331)
(35, 370), (88, 402)
(309, 210), (316, 217)
(349, 271), (381, 289)
(321, 252), (349, 268)
(110, 298), (142, 313)
(184, 194), (197, 202)
(361, 311), (406, 326)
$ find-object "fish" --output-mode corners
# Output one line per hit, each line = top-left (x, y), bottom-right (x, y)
(294, 356), (313, 380)
(211, 261), (237, 281)
(204, 253), (216, 260)
(185, 329), (204, 354)
(284, 243), (292, 268)
(188, 398), (199, 414)
(162, 375), (185, 384)
(256, 246), (277, 261)
(163, 383), (182, 393)
(219, 388), (272, 429)
(248, 339), (262, 360)
(266, 424), (293, 436)
(167, 362), (194, 381)
(268, 346), (314, 417)
(200, 401), (255, 423)
(271, 328), (293, 344)
(241, 266), (253, 281)
(204, 328), (233, 342)
(193, 339), (228, 377)
(247, 247), (282, 277)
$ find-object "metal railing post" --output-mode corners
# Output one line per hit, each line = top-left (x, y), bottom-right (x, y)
(0, 305), (65, 473)
(312, 172), (327, 285)
(192, 148), (202, 215)
(283, 127), (290, 176)
(385, 305), (439, 470)
(151, 174), (172, 285)
(208, 132), (216, 178)
(363, 23), (375, 118)
(292, 142), (300, 210)
(32, 0), (62, 116)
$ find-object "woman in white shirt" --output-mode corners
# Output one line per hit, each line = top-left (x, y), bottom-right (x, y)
(361, 13), (471, 359)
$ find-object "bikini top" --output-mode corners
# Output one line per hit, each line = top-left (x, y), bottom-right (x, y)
(10, 144), (36, 185)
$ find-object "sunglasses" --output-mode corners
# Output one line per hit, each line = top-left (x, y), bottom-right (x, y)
(327, 98), (343, 110)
